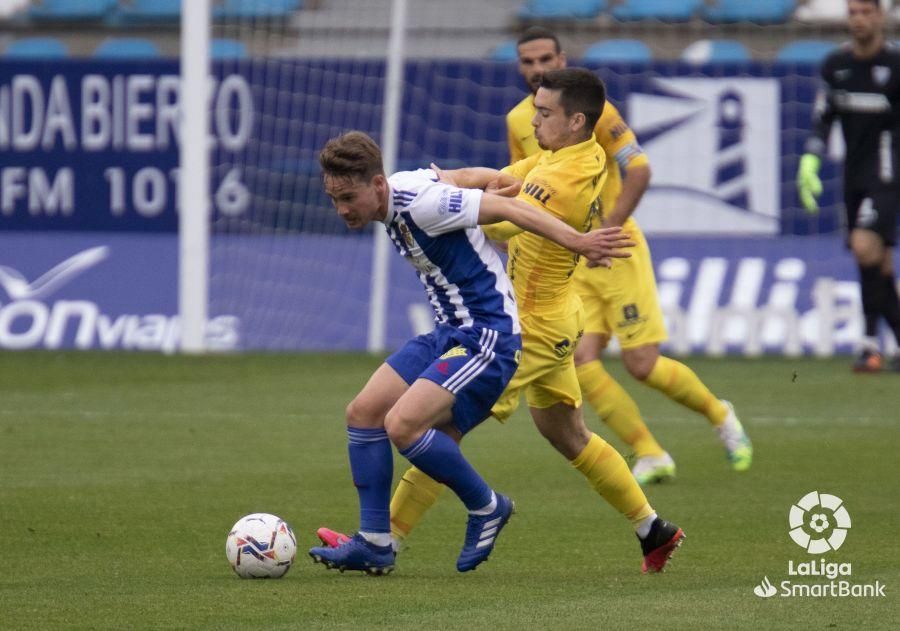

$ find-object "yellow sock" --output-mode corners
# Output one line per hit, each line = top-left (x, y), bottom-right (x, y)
(571, 433), (654, 527)
(389, 466), (445, 541)
(644, 356), (727, 426)
(577, 360), (665, 458)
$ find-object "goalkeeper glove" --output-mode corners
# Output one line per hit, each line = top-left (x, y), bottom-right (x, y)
(797, 153), (823, 213)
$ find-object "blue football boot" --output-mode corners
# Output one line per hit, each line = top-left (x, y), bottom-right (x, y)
(309, 533), (395, 576)
(456, 493), (515, 572)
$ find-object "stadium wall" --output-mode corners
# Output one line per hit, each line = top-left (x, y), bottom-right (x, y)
(0, 59), (892, 354)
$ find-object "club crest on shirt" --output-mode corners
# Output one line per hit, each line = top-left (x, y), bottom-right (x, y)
(873, 65), (891, 85)
(398, 222), (416, 249)
(553, 338), (571, 358)
(396, 221), (437, 273)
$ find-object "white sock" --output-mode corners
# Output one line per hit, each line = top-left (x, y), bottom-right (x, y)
(469, 491), (497, 516)
(635, 512), (658, 539)
(359, 531), (393, 547)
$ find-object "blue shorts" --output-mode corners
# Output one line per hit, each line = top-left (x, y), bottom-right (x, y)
(386, 324), (521, 435)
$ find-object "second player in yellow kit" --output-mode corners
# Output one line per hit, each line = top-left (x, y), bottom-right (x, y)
(508, 27), (753, 483)
(487, 135), (603, 420)
(511, 97), (666, 352)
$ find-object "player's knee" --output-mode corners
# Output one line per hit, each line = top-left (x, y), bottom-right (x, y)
(345, 396), (385, 428)
(573, 334), (607, 367)
(383, 408), (418, 448)
(850, 231), (886, 266)
(533, 416), (589, 460)
(573, 344), (594, 367)
(622, 354), (653, 381)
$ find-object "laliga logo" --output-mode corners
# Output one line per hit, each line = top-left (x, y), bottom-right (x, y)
(788, 491), (851, 554)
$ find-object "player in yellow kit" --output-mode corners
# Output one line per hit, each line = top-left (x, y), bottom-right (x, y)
(320, 68), (685, 574)
(508, 27), (752, 483)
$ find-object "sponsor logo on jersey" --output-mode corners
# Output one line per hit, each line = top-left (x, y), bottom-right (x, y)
(523, 181), (552, 205)
(438, 189), (464, 215)
(834, 91), (890, 113)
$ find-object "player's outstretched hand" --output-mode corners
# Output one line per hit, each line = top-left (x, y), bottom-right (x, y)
(430, 162), (458, 186)
(576, 226), (635, 268)
(797, 153), (823, 213)
(486, 173), (521, 198)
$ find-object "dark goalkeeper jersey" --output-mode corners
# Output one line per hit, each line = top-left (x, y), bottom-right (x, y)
(806, 43), (900, 188)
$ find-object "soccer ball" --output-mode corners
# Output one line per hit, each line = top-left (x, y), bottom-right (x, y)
(225, 513), (297, 578)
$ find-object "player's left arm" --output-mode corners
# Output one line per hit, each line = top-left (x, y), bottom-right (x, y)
(477, 192), (634, 265)
(431, 154), (537, 194)
(430, 165), (504, 190)
(606, 158), (650, 228)
(596, 103), (651, 227)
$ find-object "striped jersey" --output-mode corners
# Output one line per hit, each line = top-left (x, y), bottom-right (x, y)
(384, 169), (520, 334)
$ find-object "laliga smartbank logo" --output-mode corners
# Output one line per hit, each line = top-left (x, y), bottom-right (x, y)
(753, 491), (885, 599)
(788, 491), (851, 554)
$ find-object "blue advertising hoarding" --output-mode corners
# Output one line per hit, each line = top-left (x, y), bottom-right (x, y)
(0, 59), (838, 234)
(0, 59), (882, 353)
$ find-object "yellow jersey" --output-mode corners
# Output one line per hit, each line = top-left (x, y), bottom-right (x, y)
(490, 135), (607, 319)
(506, 95), (649, 229)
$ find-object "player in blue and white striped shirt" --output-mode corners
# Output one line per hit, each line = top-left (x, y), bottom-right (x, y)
(308, 131), (631, 575)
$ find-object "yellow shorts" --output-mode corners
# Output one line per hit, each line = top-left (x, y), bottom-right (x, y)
(572, 228), (667, 350)
(491, 305), (584, 421)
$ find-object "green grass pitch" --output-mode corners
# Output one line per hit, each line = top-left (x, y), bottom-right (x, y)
(1, 352), (897, 629)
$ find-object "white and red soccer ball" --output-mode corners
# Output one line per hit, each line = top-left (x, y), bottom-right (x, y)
(225, 513), (297, 578)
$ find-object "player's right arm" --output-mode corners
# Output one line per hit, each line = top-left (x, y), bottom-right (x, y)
(477, 192), (633, 265)
(798, 58), (837, 212)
